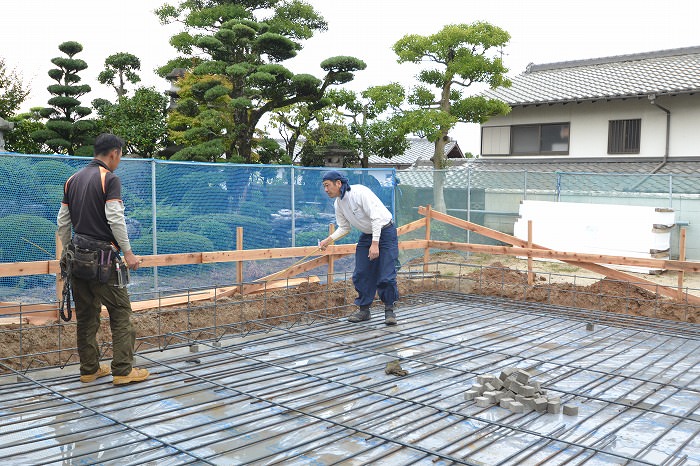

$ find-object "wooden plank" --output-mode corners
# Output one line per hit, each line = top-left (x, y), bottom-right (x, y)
(201, 246), (325, 263)
(237, 255), (334, 296)
(419, 206), (530, 248)
(236, 227), (243, 284)
(396, 218), (427, 236)
(428, 241), (700, 273)
(139, 252), (204, 267)
(0, 261), (52, 277)
(0, 316), (27, 326)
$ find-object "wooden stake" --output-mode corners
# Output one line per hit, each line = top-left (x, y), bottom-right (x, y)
(423, 205), (432, 273)
(236, 227), (243, 285)
(55, 232), (62, 321)
(328, 223), (335, 284)
(527, 220), (534, 286)
(678, 227), (686, 300)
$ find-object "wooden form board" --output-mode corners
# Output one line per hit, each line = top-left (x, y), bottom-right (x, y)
(0, 210), (698, 323)
(417, 206), (699, 304)
(514, 201), (675, 273)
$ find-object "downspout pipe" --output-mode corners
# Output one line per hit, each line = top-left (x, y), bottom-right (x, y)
(648, 94), (670, 173)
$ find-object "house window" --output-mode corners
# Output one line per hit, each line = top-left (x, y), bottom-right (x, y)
(481, 126), (510, 155)
(511, 123), (569, 155)
(608, 119), (641, 154)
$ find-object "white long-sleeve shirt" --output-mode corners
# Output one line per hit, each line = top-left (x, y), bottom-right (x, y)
(329, 184), (393, 242)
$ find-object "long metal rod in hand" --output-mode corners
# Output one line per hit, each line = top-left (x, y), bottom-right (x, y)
(283, 230), (351, 270)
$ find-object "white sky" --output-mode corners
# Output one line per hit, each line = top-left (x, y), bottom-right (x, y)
(3, 0), (699, 155)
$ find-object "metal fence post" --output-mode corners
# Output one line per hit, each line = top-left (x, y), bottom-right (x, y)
(466, 167), (471, 246)
(151, 159), (158, 292)
(556, 173), (562, 202)
(291, 166), (296, 247)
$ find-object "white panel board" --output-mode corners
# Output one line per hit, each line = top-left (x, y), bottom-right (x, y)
(514, 200), (675, 274)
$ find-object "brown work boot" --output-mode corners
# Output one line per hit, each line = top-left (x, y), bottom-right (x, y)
(113, 367), (150, 385)
(80, 364), (111, 383)
(348, 306), (371, 323)
(384, 308), (397, 326)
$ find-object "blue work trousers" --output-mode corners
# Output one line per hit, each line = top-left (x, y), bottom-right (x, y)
(352, 224), (399, 307)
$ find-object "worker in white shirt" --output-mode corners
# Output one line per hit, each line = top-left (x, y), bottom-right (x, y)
(318, 171), (399, 325)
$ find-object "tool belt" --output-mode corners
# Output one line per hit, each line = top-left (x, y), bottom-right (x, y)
(67, 234), (118, 283)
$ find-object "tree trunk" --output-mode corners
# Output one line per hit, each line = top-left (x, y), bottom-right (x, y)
(432, 78), (453, 213)
(432, 138), (447, 213)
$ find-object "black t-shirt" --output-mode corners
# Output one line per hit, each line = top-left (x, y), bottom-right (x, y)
(62, 159), (122, 246)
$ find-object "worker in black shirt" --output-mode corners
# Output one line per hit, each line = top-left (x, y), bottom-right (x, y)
(57, 133), (149, 385)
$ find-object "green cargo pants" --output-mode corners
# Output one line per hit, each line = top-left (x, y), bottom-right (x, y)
(71, 271), (136, 377)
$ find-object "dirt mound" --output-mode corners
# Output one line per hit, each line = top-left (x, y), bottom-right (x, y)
(1, 263), (696, 373)
(464, 263), (698, 323)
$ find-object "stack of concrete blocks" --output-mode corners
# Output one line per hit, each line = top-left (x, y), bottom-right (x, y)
(464, 367), (578, 416)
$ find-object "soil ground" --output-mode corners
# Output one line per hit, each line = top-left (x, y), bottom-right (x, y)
(1, 253), (698, 372)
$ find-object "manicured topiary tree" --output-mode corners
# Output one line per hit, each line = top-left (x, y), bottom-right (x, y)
(31, 41), (96, 155)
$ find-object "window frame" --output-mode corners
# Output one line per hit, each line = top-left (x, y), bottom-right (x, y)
(510, 122), (570, 156)
(608, 119), (641, 154)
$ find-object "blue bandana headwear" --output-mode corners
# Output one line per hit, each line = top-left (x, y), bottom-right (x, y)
(323, 170), (351, 199)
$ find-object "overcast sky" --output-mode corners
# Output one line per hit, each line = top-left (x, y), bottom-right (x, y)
(3, 0), (699, 155)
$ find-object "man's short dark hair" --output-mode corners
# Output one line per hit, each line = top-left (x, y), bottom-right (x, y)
(94, 133), (124, 156)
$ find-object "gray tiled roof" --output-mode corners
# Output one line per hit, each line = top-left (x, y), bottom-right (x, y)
(397, 158), (700, 194)
(483, 46), (700, 106)
(368, 139), (461, 166)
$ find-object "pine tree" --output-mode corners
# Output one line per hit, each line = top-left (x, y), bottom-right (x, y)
(31, 41), (96, 155)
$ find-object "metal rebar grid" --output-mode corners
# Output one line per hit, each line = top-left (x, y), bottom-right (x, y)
(1, 291), (698, 465)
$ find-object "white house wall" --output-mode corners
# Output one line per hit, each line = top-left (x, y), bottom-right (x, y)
(481, 94), (700, 158)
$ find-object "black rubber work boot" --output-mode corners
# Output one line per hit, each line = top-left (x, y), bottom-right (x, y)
(348, 306), (371, 323)
(384, 308), (397, 326)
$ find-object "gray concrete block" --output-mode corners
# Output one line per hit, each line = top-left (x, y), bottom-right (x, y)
(500, 397), (514, 409)
(477, 373), (496, 385)
(509, 401), (524, 413)
(511, 380), (524, 394)
(464, 389), (479, 401)
(563, 404), (579, 416)
(475, 396), (491, 408)
(586, 323), (595, 331)
(484, 382), (496, 392)
(522, 385), (536, 397)
(499, 367), (516, 381)
(483, 391), (498, 403)
(515, 394), (525, 403)
(534, 397), (548, 413)
(494, 391), (507, 402)
(547, 400), (562, 414)
(471, 383), (484, 394)
(491, 377), (504, 390)
(516, 369), (531, 384)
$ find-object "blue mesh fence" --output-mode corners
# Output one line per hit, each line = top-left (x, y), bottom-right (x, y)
(2, 152), (699, 303)
(0, 153), (395, 303)
(395, 167), (700, 262)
